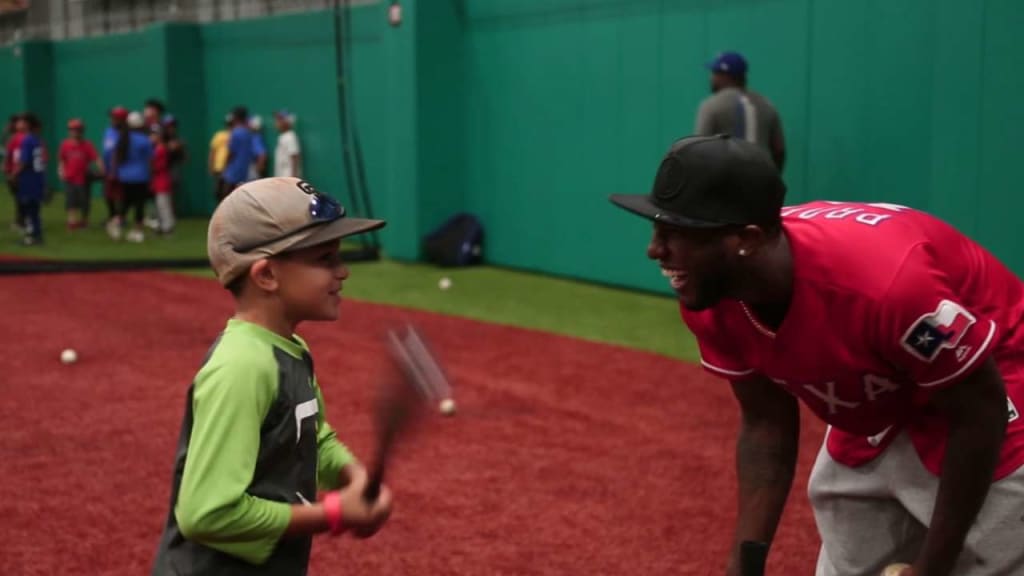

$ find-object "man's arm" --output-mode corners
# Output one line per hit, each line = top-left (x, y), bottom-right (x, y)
(695, 99), (716, 136)
(727, 376), (800, 576)
(910, 358), (1006, 576)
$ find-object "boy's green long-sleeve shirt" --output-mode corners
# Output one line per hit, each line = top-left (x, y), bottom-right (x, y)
(151, 319), (355, 575)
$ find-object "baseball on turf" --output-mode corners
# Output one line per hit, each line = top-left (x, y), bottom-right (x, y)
(881, 563), (911, 576)
(438, 277), (452, 291)
(439, 398), (456, 416)
(60, 349), (78, 364)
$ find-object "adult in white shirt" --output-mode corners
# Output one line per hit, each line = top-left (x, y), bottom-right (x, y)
(273, 110), (301, 178)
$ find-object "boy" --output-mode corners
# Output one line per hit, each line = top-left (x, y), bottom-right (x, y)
(209, 114), (231, 203)
(3, 114), (24, 231)
(58, 118), (103, 229)
(151, 177), (392, 576)
(222, 107), (254, 197)
(273, 110), (301, 179)
(13, 113), (46, 245)
(149, 124), (174, 234)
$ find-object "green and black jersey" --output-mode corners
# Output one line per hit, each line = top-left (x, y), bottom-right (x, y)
(152, 319), (355, 576)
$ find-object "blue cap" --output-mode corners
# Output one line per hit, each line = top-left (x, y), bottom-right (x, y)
(706, 51), (747, 76)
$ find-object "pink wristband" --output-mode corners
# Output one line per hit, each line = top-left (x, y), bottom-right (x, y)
(322, 491), (345, 535)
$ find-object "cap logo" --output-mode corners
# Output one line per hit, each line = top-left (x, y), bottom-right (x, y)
(653, 157), (685, 202)
(296, 180), (319, 195)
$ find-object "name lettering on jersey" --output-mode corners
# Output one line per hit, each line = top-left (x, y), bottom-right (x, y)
(780, 202), (909, 226)
(901, 300), (976, 363)
(1010, 397), (1020, 423)
(294, 398), (319, 444)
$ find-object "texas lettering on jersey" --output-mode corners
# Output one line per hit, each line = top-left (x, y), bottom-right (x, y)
(771, 374), (902, 416)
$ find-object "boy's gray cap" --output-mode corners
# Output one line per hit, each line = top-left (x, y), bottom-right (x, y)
(208, 177), (385, 286)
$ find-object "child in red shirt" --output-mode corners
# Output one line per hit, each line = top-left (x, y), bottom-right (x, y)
(150, 124), (175, 234)
(58, 118), (103, 229)
(5, 115), (26, 231)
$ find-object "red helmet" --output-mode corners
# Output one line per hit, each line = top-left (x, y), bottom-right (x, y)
(110, 106), (129, 120)
(67, 118), (84, 130)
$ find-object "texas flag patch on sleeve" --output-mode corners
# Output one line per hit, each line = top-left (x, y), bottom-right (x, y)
(901, 300), (976, 363)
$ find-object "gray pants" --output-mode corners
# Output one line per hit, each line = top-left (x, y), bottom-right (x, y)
(810, 432), (1024, 575)
(65, 182), (90, 215)
(155, 194), (175, 233)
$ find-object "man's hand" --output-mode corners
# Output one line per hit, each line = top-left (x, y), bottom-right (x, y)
(725, 376), (800, 576)
(911, 358), (1006, 576)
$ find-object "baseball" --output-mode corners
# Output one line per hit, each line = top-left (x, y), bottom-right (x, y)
(881, 564), (911, 576)
(438, 277), (452, 291)
(439, 398), (456, 416)
(60, 348), (78, 364)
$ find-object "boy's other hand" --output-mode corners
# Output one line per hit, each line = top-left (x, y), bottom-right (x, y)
(338, 472), (392, 539)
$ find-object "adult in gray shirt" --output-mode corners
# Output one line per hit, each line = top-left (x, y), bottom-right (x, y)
(695, 52), (786, 171)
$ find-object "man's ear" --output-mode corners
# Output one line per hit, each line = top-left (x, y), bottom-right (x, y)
(249, 259), (278, 292)
(733, 224), (769, 257)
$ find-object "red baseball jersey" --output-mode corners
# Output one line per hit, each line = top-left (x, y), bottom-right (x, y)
(59, 138), (98, 185)
(150, 143), (171, 194)
(683, 201), (1024, 479)
(4, 132), (24, 177)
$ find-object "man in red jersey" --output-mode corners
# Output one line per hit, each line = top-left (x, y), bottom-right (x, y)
(610, 134), (1024, 576)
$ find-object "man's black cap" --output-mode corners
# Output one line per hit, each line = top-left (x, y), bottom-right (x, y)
(610, 134), (785, 228)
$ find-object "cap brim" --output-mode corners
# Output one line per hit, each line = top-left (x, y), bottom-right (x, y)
(608, 194), (727, 229)
(288, 216), (387, 251)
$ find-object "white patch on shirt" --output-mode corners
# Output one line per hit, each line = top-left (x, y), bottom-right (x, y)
(294, 399), (319, 444)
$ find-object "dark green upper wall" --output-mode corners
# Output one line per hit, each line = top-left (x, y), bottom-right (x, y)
(415, 0), (465, 241)
(456, 0), (1024, 293)
(0, 45), (25, 126)
(159, 23), (208, 218)
(4, 0), (1023, 292)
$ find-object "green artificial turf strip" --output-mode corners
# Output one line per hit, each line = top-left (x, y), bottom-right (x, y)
(1, 189), (699, 361)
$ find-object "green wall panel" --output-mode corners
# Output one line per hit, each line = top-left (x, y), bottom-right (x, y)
(4, 0), (1023, 287)
(0, 44), (25, 137)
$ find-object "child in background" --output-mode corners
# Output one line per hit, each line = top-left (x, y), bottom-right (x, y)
(103, 107), (128, 227)
(209, 115), (231, 203)
(59, 118), (103, 229)
(14, 113), (46, 245)
(150, 124), (175, 235)
(5, 114), (26, 232)
(111, 111), (153, 243)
